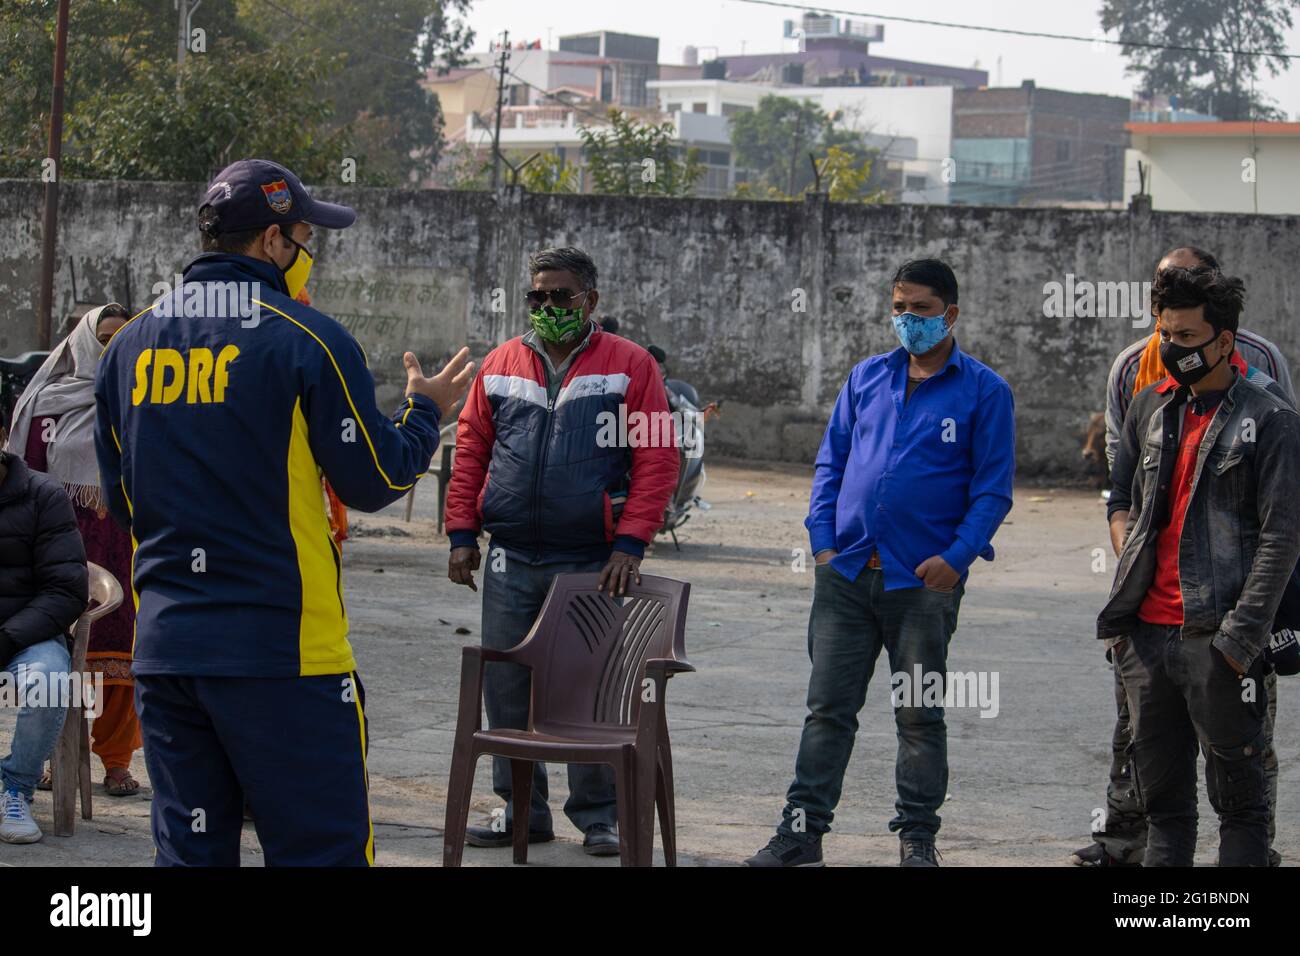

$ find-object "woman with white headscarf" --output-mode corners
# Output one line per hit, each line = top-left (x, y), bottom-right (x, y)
(6, 303), (141, 796)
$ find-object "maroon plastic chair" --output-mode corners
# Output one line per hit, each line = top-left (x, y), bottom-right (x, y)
(443, 572), (693, 867)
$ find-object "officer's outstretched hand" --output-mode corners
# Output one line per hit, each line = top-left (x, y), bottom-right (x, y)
(406, 347), (474, 417)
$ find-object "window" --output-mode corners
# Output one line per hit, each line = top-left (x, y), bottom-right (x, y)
(666, 102), (682, 113)
(692, 102), (708, 113)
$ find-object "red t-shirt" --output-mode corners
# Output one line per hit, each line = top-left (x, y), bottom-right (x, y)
(1138, 400), (1219, 625)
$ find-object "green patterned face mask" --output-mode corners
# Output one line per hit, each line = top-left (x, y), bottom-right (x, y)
(529, 306), (587, 343)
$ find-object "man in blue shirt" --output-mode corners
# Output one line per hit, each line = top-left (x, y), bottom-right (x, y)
(746, 259), (1015, 867)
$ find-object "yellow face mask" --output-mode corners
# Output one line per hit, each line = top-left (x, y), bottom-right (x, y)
(281, 236), (314, 299)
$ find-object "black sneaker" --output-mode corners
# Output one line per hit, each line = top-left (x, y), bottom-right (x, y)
(743, 833), (824, 867)
(465, 822), (555, 848)
(899, 837), (939, 867)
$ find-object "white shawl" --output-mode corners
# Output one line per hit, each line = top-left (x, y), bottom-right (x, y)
(5, 305), (110, 509)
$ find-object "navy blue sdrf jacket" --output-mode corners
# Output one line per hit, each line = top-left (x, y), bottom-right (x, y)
(93, 253), (442, 678)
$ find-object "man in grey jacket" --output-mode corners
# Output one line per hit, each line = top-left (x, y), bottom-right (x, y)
(1097, 266), (1300, 866)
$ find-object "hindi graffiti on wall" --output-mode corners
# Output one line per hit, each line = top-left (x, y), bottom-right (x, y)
(308, 268), (470, 392)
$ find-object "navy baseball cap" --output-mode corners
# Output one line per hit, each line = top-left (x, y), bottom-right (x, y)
(200, 159), (356, 234)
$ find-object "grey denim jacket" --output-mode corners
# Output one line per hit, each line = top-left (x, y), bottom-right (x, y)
(1097, 371), (1300, 669)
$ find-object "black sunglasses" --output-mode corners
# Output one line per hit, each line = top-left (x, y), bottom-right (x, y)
(526, 288), (589, 309)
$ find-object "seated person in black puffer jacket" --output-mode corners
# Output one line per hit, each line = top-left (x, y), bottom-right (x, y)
(0, 450), (88, 844)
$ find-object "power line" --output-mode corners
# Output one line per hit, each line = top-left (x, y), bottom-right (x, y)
(507, 70), (616, 125)
(727, 0), (1300, 60)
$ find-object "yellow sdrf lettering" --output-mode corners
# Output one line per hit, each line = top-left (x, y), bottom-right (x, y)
(186, 348), (214, 403)
(213, 345), (238, 403)
(150, 349), (185, 404)
(129, 345), (240, 405)
(131, 349), (153, 405)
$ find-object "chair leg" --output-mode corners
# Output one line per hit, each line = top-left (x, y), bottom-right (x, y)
(78, 714), (92, 821)
(656, 746), (676, 867)
(510, 759), (532, 865)
(613, 750), (638, 867)
(634, 745), (657, 867)
(51, 704), (79, 837)
(442, 743), (478, 867)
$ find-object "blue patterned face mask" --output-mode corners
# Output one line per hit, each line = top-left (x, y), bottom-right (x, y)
(892, 310), (951, 355)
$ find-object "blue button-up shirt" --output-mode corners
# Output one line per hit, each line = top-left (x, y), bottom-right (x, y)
(806, 340), (1016, 589)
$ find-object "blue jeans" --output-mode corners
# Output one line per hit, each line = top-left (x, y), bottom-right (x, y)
(779, 564), (963, 842)
(0, 638), (72, 799)
(480, 546), (617, 833)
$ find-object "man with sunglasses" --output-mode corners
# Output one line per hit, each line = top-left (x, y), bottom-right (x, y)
(445, 246), (679, 856)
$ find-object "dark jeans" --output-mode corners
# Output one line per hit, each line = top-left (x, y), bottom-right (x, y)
(480, 546), (617, 834)
(1092, 664), (1147, 863)
(1094, 662), (1279, 862)
(1114, 621), (1269, 867)
(778, 564), (963, 843)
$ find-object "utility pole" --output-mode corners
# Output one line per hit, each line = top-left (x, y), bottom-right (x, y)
(36, 0), (70, 350)
(176, 0), (188, 103)
(490, 31), (511, 191)
(787, 108), (805, 196)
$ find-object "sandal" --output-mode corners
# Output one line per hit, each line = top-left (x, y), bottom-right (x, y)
(104, 768), (141, 797)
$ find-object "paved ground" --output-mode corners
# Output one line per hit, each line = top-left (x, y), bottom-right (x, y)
(1, 459), (1294, 867)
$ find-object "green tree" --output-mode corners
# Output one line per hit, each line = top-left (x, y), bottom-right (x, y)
(734, 145), (885, 203)
(259, 0), (475, 183)
(429, 142), (491, 190)
(1100, 0), (1296, 120)
(65, 51), (355, 183)
(0, 0), (474, 183)
(578, 109), (702, 197)
(729, 95), (883, 197)
(0, 0), (254, 177)
(815, 146), (886, 202)
(519, 152), (580, 194)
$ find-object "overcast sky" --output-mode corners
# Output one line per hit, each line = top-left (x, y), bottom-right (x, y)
(462, 0), (1300, 119)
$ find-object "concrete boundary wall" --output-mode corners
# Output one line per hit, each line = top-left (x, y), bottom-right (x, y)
(2, 179), (1296, 476)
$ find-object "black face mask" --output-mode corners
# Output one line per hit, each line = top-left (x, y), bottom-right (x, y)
(1160, 333), (1226, 387)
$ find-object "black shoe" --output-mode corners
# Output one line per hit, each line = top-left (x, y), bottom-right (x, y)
(465, 823), (555, 848)
(899, 837), (939, 867)
(582, 823), (621, 856)
(1072, 843), (1114, 866)
(743, 833), (824, 867)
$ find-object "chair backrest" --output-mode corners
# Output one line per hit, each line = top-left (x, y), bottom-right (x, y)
(67, 563), (125, 668)
(510, 573), (690, 731)
(86, 562), (124, 623)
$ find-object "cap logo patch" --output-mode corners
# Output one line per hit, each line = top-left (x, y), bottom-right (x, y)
(261, 179), (293, 215)
(209, 180), (233, 200)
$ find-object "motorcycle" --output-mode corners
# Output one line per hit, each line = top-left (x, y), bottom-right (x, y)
(658, 376), (720, 550)
(0, 351), (50, 444)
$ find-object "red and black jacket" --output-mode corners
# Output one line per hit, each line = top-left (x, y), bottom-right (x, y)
(446, 326), (679, 563)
